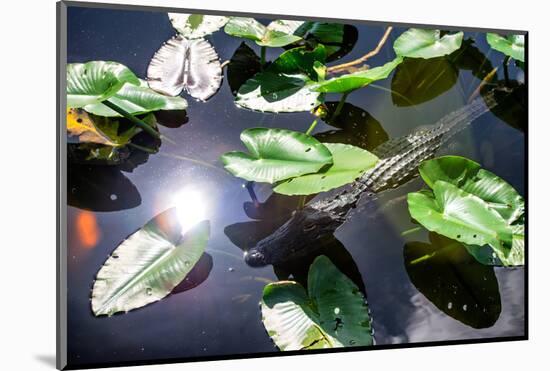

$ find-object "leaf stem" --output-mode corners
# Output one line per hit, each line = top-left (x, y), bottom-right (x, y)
(260, 46), (266, 68)
(127, 142), (158, 154)
(327, 26), (393, 74)
(331, 92), (349, 120)
(102, 100), (160, 139)
(503, 55), (511, 86)
(305, 119), (318, 135)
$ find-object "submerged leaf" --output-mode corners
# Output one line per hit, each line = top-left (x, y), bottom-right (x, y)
(391, 56), (458, 106)
(84, 79), (188, 117)
(486, 33), (525, 62)
(67, 61), (140, 108)
(312, 57), (403, 93)
(261, 255), (373, 350)
(274, 143), (379, 195)
(91, 210), (210, 316)
(168, 13), (228, 39)
(393, 29), (463, 59)
(418, 156), (524, 224)
(220, 128), (333, 183)
(404, 233), (501, 329)
(147, 35), (222, 101)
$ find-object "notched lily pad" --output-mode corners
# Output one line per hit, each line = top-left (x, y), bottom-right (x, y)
(168, 13), (228, 39)
(220, 128), (333, 183)
(261, 255), (373, 350)
(274, 143), (379, 195)
(147, 35), (223, 101)
(91, 209), (210, 316)
(393, 29), (463, 59)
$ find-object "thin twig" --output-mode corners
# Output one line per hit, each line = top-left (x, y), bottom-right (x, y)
(468, 67), (498, 103)
(327, 26), (393, 74)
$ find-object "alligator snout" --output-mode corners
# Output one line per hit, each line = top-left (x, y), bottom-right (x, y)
(244, 248), (267, 267)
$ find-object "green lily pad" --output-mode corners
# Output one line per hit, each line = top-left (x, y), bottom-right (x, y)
(293, 22), (350, 60)
(274, 143), (379, 195)
(67, 61), (140, 108)
(463, 223), (524, 266)
(312, 57), (403, 93)
(220, 128), (333, 183)
(486, 33), (525, 62)
(235, 46), (326, 112)
(393, 29), (463, 59)
(168, 13), (228, 39)
(224, 17), (303, 47)
(261, 255), (373, 350)
(91, 209), (210, 316)
(407, 181), (514, 260)
(83, 79), (187, 117)
(418, 156), (524, 224)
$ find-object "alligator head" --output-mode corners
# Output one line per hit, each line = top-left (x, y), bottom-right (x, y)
(244, 206), (342, 267)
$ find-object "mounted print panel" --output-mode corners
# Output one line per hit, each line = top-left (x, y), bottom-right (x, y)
(57, 1), (527, 369)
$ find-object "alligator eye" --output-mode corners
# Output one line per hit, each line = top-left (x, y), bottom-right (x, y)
(303, 223), (316, 232)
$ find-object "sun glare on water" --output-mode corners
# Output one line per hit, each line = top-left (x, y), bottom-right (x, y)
(172, 187), (208, 235)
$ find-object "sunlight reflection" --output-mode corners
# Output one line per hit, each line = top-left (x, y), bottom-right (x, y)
(172, 187), (208, 235)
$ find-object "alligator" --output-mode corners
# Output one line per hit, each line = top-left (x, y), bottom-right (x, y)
(244, 89), (503, 267)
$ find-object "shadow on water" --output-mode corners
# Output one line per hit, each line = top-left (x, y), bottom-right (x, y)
(404, 232), (502, 329)
(154, 109), (189, 129)
(172, 253), (213, 295)
(315, 102), (389, 151)
(227, 42), (262, 96)
(482, 80), (526, 132)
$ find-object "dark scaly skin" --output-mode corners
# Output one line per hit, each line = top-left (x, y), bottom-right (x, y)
(244, 91), (501, 267)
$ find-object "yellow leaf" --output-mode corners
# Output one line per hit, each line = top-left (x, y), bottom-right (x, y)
(67, 108), (122, 147)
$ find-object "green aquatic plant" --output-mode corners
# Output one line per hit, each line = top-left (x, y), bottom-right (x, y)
(393, 29), (464, 58)
(224, 17), (304, 48)
(274, 143), (379, 195)
(261, 255), (373, 350)
(220, 128), (333, 183)
(486, 33), (525, 62)
(407, 156), (524, 266)
(91, 209), (210, 316)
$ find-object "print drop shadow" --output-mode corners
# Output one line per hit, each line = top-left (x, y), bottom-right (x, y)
(403, 232), (502, 329)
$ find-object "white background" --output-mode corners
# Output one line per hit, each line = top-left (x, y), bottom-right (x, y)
(0, 0), (546, 369)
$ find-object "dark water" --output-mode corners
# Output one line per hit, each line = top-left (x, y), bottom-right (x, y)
(66, 6), (526, 367)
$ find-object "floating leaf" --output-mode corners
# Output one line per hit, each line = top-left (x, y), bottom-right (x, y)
(391, 57), (458, 106)
(224, 17), (303, 47)
(404, 233), (501, 329)
(486, 33), (524, 62)
(407, 181), (515, 264)
(293, 22), (353, 61)
(83, 79), (188, 117)
(312, 57), (403, 93)
(227, 42), (262, 95)
(274, 143), (379, 195)
(220, 128), (333, 183)
(393, 29), (463, 59)
(67, 61), (140, 108)
(168, 13), (228, 39)
(261, 255), (373, 350)
(91, 210), (210, 316)
(418, 156), (524, 224)
(147, 36), (222, 101)
(235, 46), (326, 112)
(67, 108), (155, 147)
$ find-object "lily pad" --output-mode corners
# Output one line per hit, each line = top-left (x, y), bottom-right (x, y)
(224, 17), (303, 47)
(220, 128), (333, 183)
(486, 33), (525, 62)
(293, 22), (352, 60)
(404, 233), (501, 329)
(390, 56), (458, 106)
(393, 29), (463, 59)
(418, 156), (524, 224)
(83, 79), (188, 117)
(67, 61), (140, 108)
(274, 143), (379, 195)
(91, 209), (210, 316)
(235, 46), (326, 112)
(261, 255), (373, 350)
(227, 42), (262, 95)
(312, 57), (403, 93)
(408, 181), (518, 265)
(168, 13), (228, 39)
(147, 35), (222, 101)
